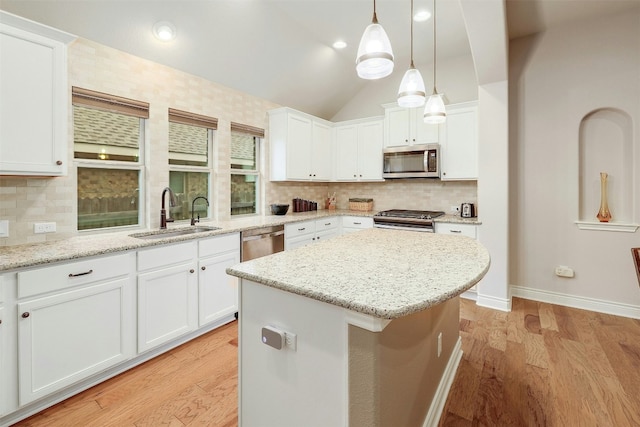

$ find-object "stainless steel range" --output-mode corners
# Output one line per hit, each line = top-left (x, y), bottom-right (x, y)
(373, 209), (445, 232)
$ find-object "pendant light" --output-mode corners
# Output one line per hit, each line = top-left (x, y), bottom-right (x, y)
(356, 0), (394, 80)
(397, 0), (425, 107)
(424, 0), (446, 124)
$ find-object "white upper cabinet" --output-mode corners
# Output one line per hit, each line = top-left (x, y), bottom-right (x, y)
(383, 103), (439, 148)
(269, 107), (332, 181)
(334, 118), (383, 181)
(440, 101), (478, 181)
(0, 12), (75, 176)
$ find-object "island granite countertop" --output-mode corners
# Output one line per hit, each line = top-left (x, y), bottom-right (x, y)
(226, 227), (490, 319)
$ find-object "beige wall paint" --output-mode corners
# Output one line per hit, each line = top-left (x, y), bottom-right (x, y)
(0, 37), (478, 247)
(349, 297), (460, 426)
(510, 9), (640, 306)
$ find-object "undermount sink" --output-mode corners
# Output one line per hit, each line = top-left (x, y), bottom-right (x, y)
(130, 226), (221, 240)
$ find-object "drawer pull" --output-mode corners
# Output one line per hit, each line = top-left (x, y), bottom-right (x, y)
(56, 160), (63, 165)
(0, 319), (2, 324)
(325, 223), (331, 226)
(298, 227), (306, 231)
(353, 222), (362, 225)
(190, 269), (195, 273)
(201, 266), (206, 271)
(68, 269), (93, 278)
(22, 312), (30, 318)
(450, 230), (462, 233)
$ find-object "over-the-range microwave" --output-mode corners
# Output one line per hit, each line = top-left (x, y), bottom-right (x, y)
(382, 143), (440, 178)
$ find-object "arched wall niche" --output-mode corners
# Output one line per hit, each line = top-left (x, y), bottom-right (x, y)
(578, 108), (634, 223)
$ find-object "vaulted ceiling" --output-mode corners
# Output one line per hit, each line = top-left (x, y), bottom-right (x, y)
(2, 0), (639, 119)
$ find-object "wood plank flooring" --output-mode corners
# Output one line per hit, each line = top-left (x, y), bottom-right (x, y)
(14, 298), (640, 427)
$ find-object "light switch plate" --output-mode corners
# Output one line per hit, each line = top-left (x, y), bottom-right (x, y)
(0, 220), (8, 237)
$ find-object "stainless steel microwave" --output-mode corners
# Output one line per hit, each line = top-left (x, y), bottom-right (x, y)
(382, 144), (440, 178)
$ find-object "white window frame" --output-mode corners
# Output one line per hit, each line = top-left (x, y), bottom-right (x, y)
(230, 133), (262, 217)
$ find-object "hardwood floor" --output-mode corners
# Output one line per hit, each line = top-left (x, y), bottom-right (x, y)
(14, 298), (640, 427)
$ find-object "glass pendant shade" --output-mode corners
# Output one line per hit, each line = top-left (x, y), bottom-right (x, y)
(356, 22), (394, 79)
(424, 93), (446, 124)
(397, 66), (426, 107)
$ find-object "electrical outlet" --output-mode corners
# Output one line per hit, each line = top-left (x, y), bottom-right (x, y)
(34, 222), (57, 234)
(284, 332), (297, 351)
(0, 220), (8, 237)
(437, 332), (443, 357)
(450, 205), (460, 214)
(555, 265), (574, 278)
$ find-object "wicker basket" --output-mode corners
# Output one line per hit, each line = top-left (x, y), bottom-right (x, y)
(349, 198), (373, 212)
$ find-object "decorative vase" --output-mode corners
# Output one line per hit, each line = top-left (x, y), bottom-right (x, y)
(596, 172), (612, 222)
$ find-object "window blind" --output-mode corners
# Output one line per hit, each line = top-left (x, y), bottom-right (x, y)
(168, 108), (218, 129)
(230, 122), (265, 138)
(72, 87), (149, 119)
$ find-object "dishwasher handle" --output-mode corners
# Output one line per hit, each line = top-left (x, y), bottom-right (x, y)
(242, 230), (285, 242)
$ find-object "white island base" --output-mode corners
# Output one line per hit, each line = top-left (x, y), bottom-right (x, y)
(239, 279), (462, 427)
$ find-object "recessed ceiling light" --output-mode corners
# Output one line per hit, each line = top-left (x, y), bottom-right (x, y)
(333, 40), (347, 49)
(414, 10), (431, 22)
(153, 21), (176, 41)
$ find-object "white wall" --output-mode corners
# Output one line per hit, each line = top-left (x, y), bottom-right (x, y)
(330, 54), (478, 122)
(510, 9), (640, 315)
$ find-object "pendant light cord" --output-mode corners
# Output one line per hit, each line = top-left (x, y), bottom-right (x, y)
(432, 0), (437, 94)
(410, 0), (414, 67)
(372, 0), (378, 24)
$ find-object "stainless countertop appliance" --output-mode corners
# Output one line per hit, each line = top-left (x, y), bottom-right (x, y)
(241, 225), (285, 261)
(373, 209), (445, 232)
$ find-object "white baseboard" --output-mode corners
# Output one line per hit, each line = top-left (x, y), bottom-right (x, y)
(460, 289), (477, 301)
(422, 337), (463, 427)
(511, 285), (640, 319)
(476, 293), (512, 312)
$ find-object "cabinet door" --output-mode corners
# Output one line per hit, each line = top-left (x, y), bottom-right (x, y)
(385, 108), (411, 147)
(440, 103), (478, 180)
(199, 251), (240, 327)
(335, 125), (358, 180)
(17, 278), (133, 405)
(341, 216), (374, 233)
(286, 114), (313, 180)
(0, 305), (4, 416)
(412, 108), (440, 145)
(311, 121), (332, 180)
(0, 24), (69, 176)
(357, 120), (384, 180)
(137, 263), (198, 353)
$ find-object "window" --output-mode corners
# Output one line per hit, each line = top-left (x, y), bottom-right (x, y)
(73, 87), (148, 231)
(168, 109), (217, 221)
(231, 123), (264, 216)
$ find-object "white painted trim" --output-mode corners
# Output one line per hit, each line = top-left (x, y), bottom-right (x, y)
(460, 289), (477, 301)
(344, 310), (391, 332)
(575, 221), (639, 233)
(476, 293), (512, 312)
(511, 285), (640, 319)
(422, 337), (463, 427)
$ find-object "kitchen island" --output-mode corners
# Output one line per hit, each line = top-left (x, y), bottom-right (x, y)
(227, 228), (490, 427)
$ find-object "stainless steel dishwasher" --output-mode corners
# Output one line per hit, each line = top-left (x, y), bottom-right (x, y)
(241, 225), (285, 261)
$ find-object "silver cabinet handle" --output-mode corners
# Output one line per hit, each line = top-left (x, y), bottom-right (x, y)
(69, 269), (93, 278)
(298, 227), (306, 231)
(22, 312), (30, 318)
(353, 222), (362, 225)
(189, 269), (195, 273)
(450, 230), (462, 233)
(201, 266), (206, 271)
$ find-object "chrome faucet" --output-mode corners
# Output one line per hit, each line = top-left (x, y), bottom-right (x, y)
(160, 187), (177, 229)
(191, 196), (210, 226)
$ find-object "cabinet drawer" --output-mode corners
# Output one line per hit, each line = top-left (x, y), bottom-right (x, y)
(199, 233), (240, 258)
(18, 252), (134, 299)
(137, 241), (197, 272)
(315, 217), (338, 231)
(342, 216), (373, 229)
(436, 223), (477, 238)
(285, 220), (315, 238)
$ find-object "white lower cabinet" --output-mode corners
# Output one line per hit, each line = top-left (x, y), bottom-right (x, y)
(137, 242), (198, 353)
(434, 222), (477, 238)
(16, 253), (135, 405)
(198, 233), (240, 327)
(341, 216), (374, 233)
(285, 217), (339, 250)
(0, 304), (4, 417)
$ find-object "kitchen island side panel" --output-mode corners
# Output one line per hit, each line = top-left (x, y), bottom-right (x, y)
(239, 279), (348, 427)
(349, 297), (460, 427)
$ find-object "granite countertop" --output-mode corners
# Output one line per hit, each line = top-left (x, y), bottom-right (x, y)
(0, 210), (480, 272)
(226, 228), (490, 319)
